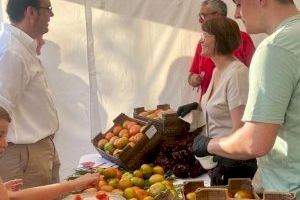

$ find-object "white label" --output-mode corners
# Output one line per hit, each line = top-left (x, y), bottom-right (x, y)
(145, 125), (157, 139)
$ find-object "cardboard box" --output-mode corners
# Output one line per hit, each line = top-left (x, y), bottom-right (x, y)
(263, 192), (296, 200)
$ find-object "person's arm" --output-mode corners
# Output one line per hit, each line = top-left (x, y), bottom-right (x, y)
(188, 73), (203, 87)
(188, 42), (202, 87)
(8, 173), (99, 200)
(214, 45), (297, 159)
(4, 179), (23, 191)
(0, 178), (9, 200)
(228, 105), (245, 134)
(208, 122), (279, 159)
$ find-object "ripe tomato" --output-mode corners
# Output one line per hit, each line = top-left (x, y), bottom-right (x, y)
(96, 191), (109, 200)
(73, 194), (83, 200)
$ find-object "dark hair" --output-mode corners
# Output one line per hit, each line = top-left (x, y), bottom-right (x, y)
(202, 17), (241, 55)
(6, 0), (40, 23)
(0, 107), (11, 123)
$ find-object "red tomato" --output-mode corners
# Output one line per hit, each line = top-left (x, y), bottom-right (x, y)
(96, 191), (109, 200)
(73, 194), (83, 200)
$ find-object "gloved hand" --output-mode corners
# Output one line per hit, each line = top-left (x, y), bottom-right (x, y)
(192, 134), (211, 157)
(176, 102), (198, 117)
(213, 156), (238, 167)
(208, 164), (226, 185)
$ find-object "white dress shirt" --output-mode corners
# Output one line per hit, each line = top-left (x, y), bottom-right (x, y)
(0, 23), (59, 144)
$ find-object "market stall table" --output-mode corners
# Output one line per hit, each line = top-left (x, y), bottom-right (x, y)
(77, 153), (211, 186)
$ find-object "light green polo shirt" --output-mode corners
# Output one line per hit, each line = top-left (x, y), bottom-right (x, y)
(243, 15), (300, 198)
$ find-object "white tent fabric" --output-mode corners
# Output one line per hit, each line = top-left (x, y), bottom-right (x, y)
(0, 0), (299, 179)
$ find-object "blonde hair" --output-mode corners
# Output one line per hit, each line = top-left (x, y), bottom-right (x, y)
(0, 107), (11, 123)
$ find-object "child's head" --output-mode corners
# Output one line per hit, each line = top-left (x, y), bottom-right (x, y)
(0, 107), (11, 157)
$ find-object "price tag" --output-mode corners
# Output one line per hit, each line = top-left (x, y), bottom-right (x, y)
(145, 125), (157, 139)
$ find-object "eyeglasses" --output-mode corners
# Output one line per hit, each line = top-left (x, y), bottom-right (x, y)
(199, 11), (218, 21)
(37, 6), (53, 12)
(199, 32), (214, 41)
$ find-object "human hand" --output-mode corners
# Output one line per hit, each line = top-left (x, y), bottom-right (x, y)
(192, 134), (211, 157)
(71, 173), (99, 191)
(4, 179), (23, 191)
(189, 72), (205, 87)
(176, 102), (198, 117)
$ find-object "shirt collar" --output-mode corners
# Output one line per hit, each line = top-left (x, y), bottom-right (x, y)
(5, 23), (37, 56)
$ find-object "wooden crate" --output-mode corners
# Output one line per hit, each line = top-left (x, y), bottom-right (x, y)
(196, 188), (229, 200)
(133, 104), (190, 139)
(263, 192), (296, 200)
(134, 104), (171, 122)
(182, 181), (205, 200)
(227, 178), (260, 199)
(183, 178), (297, 200)
(92, 113), (161, 171)
(182, 179), (259, 200)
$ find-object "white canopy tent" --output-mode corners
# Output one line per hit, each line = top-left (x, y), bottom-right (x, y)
(0, 0), (299, 179)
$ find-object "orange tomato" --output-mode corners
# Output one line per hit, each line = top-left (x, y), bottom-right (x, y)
(112, 126), (122, 135)
(126, 121), (138, 129)
(129, 125), (141, 136)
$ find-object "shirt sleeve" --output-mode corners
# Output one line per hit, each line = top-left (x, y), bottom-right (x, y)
(227, 64), (249, 111)
(240, 32), (255, 67)
(189, 42), (201, 74)
(243, 44), (299, 124)
(0, 50), (29, 114)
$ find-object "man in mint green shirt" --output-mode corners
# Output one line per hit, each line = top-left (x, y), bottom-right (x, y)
(192, 0), (300, 197)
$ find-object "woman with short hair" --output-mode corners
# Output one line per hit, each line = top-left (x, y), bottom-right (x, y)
(183, 17), (257, 185)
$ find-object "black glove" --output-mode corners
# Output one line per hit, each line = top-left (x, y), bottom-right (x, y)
(211, 157), (258, 184)
(176, 102), (198, 117)
(213, 156), (237, 167)
(208, 164), (226, 185)
(192, 134), (211, 157)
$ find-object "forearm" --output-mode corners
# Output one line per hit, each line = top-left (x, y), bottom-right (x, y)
(0, 178), (9, 200)
(208, 131), (256, 160)
(9, 181), (77, 200)
(208, 122), (279, 160)
(188, 73), (194, 86)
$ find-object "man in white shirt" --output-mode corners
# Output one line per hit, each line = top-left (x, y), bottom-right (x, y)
(0, 0), (60, 188)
